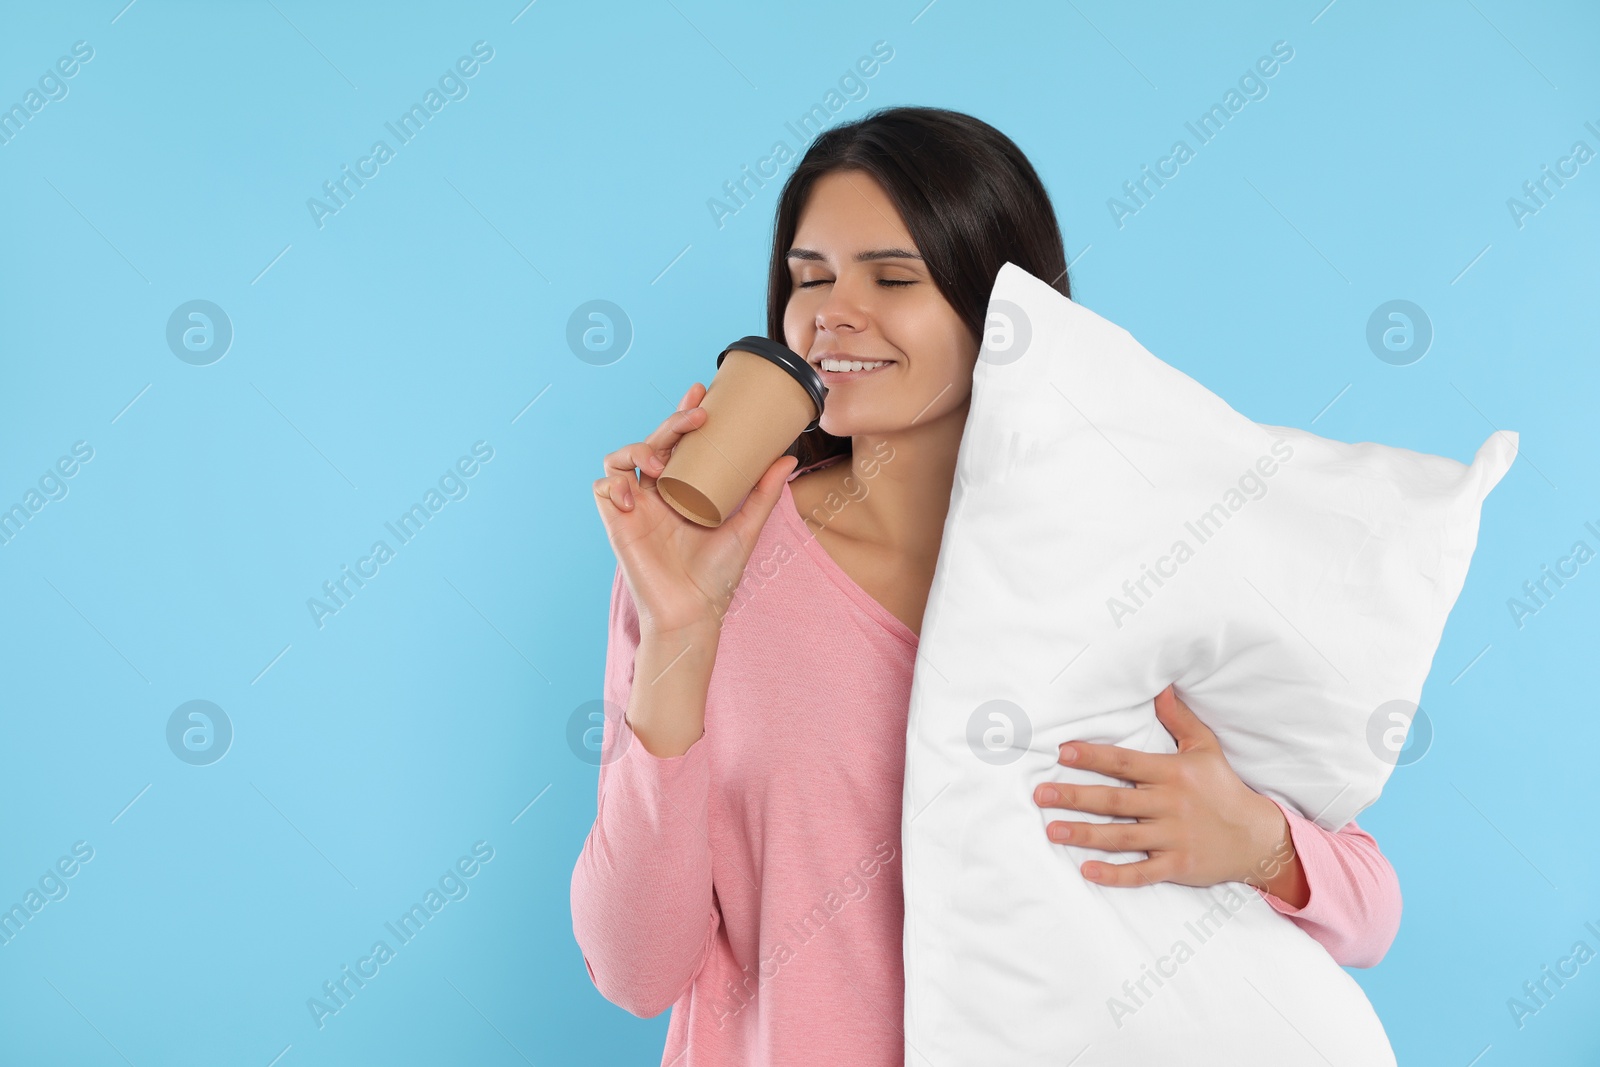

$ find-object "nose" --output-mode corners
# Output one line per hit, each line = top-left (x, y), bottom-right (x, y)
(814, 278), (867, 336)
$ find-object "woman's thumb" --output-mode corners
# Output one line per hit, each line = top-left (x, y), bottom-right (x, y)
(726, 454), (799, 538)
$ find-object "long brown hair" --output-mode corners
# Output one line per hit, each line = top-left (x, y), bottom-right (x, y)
(764, 105), (1071, 471)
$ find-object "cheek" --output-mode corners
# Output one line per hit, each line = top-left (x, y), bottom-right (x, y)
(901, 335), (978, 412)
(783, 306), (815, 353)
(901, 325), (971, 380)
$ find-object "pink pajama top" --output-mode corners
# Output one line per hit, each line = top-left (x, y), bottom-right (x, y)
(571, 466), (1402, 1067)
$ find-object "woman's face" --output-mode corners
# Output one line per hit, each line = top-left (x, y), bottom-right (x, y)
(783, 169), (977, 439)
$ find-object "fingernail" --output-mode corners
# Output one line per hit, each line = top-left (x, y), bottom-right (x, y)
(622, 489), (634, 508)
(1060, 744), (1077, 762)
(1036, 785), (1056, 804)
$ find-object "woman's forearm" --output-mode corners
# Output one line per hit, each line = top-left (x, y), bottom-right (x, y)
(625, 622), (722, 758)
(1244, 799), (1310, 908)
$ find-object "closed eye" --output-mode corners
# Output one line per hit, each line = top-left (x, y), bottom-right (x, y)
(796, 279), (916, 289)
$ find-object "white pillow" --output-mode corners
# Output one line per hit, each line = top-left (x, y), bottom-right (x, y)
(900, 262), (1515, 1063)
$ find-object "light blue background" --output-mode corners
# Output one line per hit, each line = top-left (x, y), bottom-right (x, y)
(1, 1), (1596, 1064)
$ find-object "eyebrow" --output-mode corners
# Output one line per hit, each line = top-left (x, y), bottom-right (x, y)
(786, 247), (924, 263)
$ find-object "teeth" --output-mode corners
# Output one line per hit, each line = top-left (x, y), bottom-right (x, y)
(820, 359), (888, 372)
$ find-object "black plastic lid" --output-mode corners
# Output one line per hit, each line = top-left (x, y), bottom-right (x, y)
(717, 336), (828, 432)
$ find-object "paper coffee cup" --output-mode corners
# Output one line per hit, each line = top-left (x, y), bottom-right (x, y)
(656, 336), (827, 527)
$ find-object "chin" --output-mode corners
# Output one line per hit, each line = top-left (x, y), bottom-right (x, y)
(815, 414), (852, 438)
(820, 416), (894, 440)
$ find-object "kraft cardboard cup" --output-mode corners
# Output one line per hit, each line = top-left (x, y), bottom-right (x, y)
(656, 336), (827, 527)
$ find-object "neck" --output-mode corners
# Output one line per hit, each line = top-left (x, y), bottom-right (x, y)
(836, 399), (968, 561)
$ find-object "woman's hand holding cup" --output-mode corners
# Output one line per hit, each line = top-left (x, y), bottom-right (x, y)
(594, 382), (799, 640)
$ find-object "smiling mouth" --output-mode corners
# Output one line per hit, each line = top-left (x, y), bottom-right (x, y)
(816, 358), (893, 375)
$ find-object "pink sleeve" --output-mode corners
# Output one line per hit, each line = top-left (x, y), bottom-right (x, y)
(1253, 798), (1402, 969)
(569, 563), (720, 1017)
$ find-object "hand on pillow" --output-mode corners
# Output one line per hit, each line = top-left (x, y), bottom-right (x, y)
(1032, 683), (1301, 901)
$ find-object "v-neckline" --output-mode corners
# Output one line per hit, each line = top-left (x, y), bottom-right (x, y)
(777, 472), (920, 650)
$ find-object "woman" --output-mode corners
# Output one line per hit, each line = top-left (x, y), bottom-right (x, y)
(573, 106), (1400, 1067)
